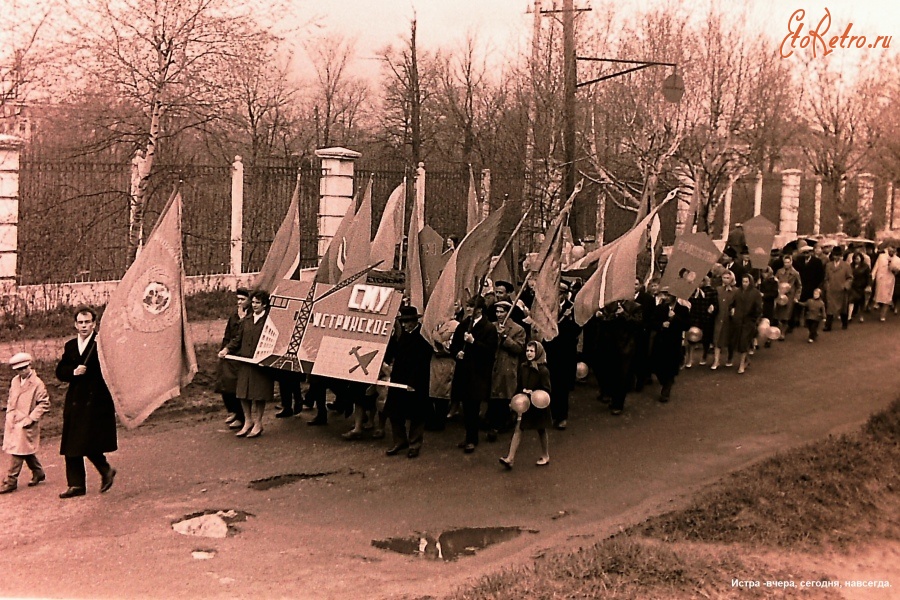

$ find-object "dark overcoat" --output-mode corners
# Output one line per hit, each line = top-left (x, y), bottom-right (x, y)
(214, 311), (243, 395)
(384, 323), (433, 420)
(56, 334), (118, 456)
(649, 301), (690, 382)
(449, 316), (499, 404)
(226, 312), (275, 402)
(729, 286), (763, 352)
(517, 363), (552, 431)
(490, 319), (526, 400)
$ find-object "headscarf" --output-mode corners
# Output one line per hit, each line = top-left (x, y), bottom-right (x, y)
(527, 341), (547, 366)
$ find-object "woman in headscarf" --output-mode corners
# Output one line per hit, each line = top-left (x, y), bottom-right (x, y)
(686, 276), (717, 368)
(499, 341), (551, 469)
(871, 247), (897, 322)
(711, 270), (738, 369)
(729, 273), (763, 374)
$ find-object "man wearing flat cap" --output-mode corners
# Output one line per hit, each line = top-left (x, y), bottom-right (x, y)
(383, 305), (433, 458)
(1, 353), (50, 493)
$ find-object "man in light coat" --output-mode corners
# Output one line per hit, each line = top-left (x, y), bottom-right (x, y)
(1, 353), (50, 493)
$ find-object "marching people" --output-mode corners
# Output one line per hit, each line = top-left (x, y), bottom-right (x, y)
(711, 270), (738, 369)
(758, 267), (779, 347)
(649, 288), (690, 401)
(487, 301), (526, 441)
(730, 274), (764, 374)
(499, 341), (551, 469)
(215, 287), (249, 430)
(801, 288), (827, 342)
(823, 247), (853, 331)
(1, 353), (50, 494)
(426, 316), (459, 431)
(848, 252), (872, 322)
(871, 247), (897, 322)
(218, 289), (275, 438)
(774, 254), (802, 340)
(544, 280), (581, 430)
(383, 306), (433, 458)
(449, 295), (498, 453)
(686, 276), (717, 368)
(589, 299), (642, 415)
(56, 306), (118, 498)
(633, 279), (658, 390)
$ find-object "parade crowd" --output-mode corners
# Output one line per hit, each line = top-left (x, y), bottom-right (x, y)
(3, 236), (900, 495)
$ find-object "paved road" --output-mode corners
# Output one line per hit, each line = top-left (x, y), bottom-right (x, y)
(0, 317), (898, 599)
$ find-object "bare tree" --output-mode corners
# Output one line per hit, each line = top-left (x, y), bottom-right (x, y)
(65, 0), (294, 263)
(801, 59), (882, 234)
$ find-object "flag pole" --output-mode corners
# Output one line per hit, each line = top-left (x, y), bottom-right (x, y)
(484, 204), (532, 283)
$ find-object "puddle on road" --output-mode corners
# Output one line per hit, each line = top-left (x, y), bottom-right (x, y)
(248, 471), (336, 491)
(372, 526), (533, 561)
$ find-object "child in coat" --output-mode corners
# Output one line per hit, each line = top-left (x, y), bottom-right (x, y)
(802, 288), (827, 342)
(499, 341), (551, 469)
(1, 353), (50, 493)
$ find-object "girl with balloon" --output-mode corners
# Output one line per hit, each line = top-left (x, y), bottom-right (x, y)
(499, 341), (551, 469)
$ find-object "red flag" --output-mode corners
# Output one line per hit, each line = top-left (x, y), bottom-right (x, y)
(340, 176), (374, 276)
(574, 201), (671, 326)
(371, 179), (406, 270)
(405, 200), (425, 312)
(466, 165), (480, 233)
(255, 178), (301, 293)
(315, 193), (357, 284)
(421, 203), (510, 344)
(97, 190), (197, 429)
(530, 185), (580, 341)
(419, 226), (449, 302)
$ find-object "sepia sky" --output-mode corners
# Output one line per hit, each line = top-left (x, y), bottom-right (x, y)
(308, 0), (900, 75)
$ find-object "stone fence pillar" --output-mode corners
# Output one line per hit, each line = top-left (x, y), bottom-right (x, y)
(315, 147), (361, 260)
(480, 168), (491, 220)
(779, 169), (802, 238)
(0, 135), (24, 299)
(753, 172), (763, 216)
(415, 162), (426, 229)
(230, 155), (244, 275)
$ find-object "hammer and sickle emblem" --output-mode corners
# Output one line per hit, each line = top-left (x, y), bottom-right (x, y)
(348, 345), (378, 376)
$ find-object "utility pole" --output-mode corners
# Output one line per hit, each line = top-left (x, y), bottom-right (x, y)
(563, 0), (578, 238)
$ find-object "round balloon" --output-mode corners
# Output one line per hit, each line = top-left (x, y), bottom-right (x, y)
(570, 245), (586, 261)
(766, 326), (782, 340)
(686, 326), (703, 343)
(575, 361), (589, 380)
(531, 389), (551, 409)
(778, 282), (792, 296)
(758, 317), (770, 330)
(775, 294), (789, 306)
(510, 393), (531, 415)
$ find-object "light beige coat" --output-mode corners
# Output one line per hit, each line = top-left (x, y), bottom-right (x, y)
(2, 372), (50, 456)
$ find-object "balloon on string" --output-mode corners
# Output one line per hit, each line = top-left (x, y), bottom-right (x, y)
(775, 294), (790, 306)
(531, 390), (551, 409)
(758, 318), (770, 333)
(510, 394), (531, 415)
(686, 326), (703, 343)
(778, 282), (792, 295)
(766, 326), (782, 340)
(570, 245), (586, 261)
(575, 361), (589, 380)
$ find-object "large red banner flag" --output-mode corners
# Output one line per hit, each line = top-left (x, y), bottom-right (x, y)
(421, 202), (510, 345)
(98, 190), (198, 429)
(339, 176), (375, 276)
(405, 200), (425, 312)
(255, 176), (301, 293)
(530, 183), (580, 341)
(370, 179), (406, 270)
(573, 196), (673, 327)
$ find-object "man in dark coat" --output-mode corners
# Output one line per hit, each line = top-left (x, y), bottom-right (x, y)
(633, 278), (658, 391)
(449, 295), (498, 453)
(591, 299), (643, 415)
(215, 288), (248, 429)
(384, 306), (433, 458)
(56, 306), (117, 499)
(544, 280), (581, 429)
(649, 290), (690, 403)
